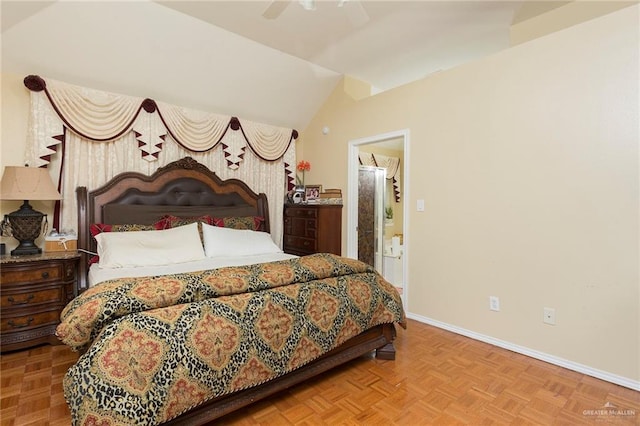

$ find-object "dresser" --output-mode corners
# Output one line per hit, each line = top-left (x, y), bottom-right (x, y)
(283, 204), (342, 256)
(1, 252), (80, 352)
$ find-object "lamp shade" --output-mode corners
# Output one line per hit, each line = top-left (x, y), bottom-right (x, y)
(0, 166), (61, 201)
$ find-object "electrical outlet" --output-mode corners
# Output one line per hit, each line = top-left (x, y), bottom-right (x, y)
(543, 307), (556, 325)
(489, 296), (500, 312)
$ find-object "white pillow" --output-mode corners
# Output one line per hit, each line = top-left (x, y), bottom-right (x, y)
(201, 223), (282, 257)
(96, 222), (205, 268)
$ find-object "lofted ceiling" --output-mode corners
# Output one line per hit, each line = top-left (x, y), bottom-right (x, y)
(155, 0), (526, 93)
(1, 1), (564, 131)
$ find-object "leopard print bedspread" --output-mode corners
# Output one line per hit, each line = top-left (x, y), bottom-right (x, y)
(59, 254), (405, 425)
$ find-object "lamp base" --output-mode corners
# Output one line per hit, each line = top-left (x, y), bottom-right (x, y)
(5, 201), (45, 256)
(11, 243), (42, 256)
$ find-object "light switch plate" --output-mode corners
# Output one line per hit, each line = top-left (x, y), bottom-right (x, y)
(417, 199), (425, 211)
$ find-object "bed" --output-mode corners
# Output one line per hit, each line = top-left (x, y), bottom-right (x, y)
(58, 157), (405, 425)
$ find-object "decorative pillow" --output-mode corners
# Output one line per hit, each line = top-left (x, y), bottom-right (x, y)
(154, 214), (215, 230)
(96, 222), (205, 268)
(201, 223), (281, 257)
(212, 216), (264, 231)
(154, 214), (215, 245)
(89, 223), (157, 265)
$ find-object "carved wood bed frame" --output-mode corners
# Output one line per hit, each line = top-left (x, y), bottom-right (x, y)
(74, 156), (397, 425)
(76, 156), (270, 293)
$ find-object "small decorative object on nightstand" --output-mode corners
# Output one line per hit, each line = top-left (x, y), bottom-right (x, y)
(0, 252), (79, 352)
(283, 204), (342, 256)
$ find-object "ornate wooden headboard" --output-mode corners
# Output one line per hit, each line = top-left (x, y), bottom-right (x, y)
(76, 156), (270, 292)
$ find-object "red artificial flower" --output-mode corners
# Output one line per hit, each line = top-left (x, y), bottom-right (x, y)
(297, 160), (311, 172)
(295, 160), (311, 187)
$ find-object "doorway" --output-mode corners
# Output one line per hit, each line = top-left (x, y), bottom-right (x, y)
(347, 129), (409, 308)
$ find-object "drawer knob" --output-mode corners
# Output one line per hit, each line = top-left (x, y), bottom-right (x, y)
(41, 271), (49, 279)
(8, 317), (34, 329)
(7, 294), (34, 305)
(303, 241), (310, 246)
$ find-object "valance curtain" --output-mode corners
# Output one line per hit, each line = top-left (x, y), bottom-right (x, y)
(358, 152), (401, 202)
(24, 75), (298, 246)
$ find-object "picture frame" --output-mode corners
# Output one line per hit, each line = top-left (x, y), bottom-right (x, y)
(305, 184), (322, 200)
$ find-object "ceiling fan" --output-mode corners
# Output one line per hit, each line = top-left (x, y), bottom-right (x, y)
(262, 0), (369, 27)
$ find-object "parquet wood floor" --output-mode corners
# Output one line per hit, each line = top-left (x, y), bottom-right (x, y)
(1, 319), (638, 425)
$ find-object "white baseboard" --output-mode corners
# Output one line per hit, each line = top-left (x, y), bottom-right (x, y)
(406, 312), (640, 392)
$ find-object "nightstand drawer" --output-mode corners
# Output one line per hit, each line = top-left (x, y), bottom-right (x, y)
(1, 287), (64, 309)
(1, 309), (60, 333)
(1, 265), (61, 285)
(1, 253), (79, 352)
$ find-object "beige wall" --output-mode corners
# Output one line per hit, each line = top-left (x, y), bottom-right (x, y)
(1, 4), (637, 386)
(301, 6), (639, 383)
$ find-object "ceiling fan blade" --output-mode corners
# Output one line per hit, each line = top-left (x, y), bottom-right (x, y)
(298, 0), (316, 11)
(262, 1), (291, 19)
(343, 0), (369, 28)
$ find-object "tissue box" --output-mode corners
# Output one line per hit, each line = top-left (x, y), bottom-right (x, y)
(44, 236), (77, 252)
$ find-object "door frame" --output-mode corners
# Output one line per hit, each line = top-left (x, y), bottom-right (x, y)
(347, 129), (410, 310)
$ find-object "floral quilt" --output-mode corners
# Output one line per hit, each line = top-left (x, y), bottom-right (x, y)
(58, 253), (405, 425)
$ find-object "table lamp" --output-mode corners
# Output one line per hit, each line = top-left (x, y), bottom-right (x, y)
(0, 166), (62, 256)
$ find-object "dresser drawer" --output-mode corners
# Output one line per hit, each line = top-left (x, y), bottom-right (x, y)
(284, 235), (316, 253)
(1, 287), (65, 309)
(1, 264), (62, 285)
(284, 207), (317, 219)
(301, 220), (317, 238)
(283, 204), (342, 256)
(1, 309), (60, 333)
(285, 218), (317, 237)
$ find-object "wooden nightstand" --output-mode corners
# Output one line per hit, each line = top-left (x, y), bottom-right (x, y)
(0, 251), (79, 352)
(283, 204), (342, 256)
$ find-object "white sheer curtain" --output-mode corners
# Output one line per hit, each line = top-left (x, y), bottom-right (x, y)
(55, 131), (290, 246)
(25, 75), (296, 246)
